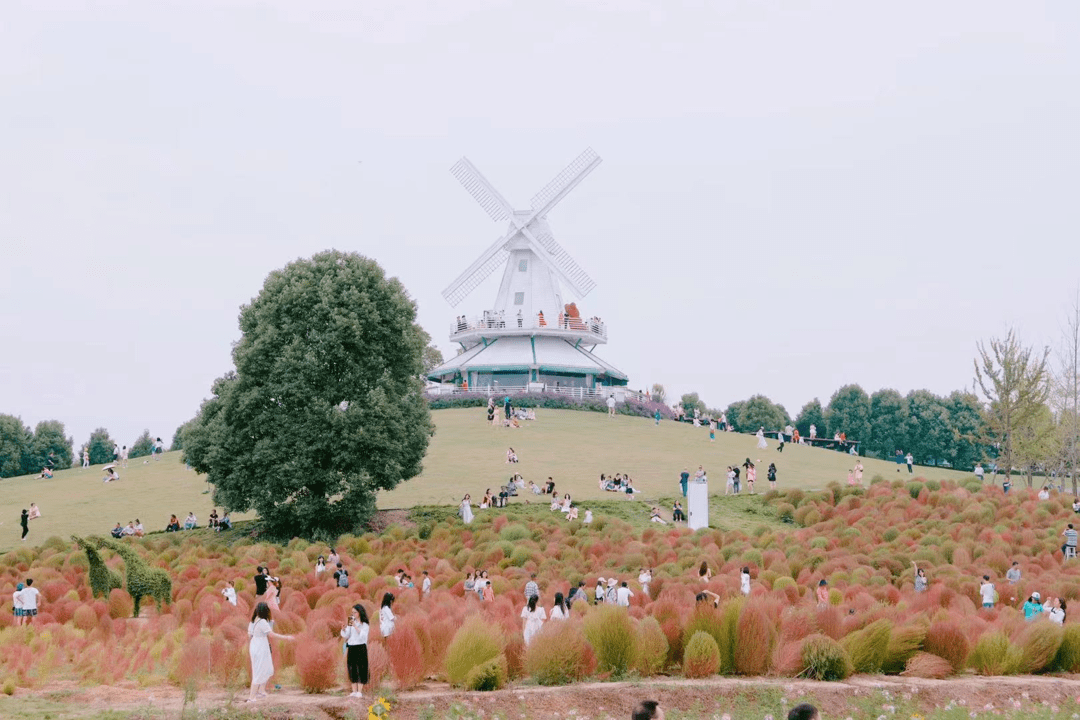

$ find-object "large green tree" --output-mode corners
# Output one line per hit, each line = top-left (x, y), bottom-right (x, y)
(725, 395), (791, 433)
(904, 390), (953, 465)
(679, 392), (706, 417)
(795, 399), (827, 438)
(0, 414), (31, 477)
(84, 428), (115, 466)
(975, 329), (1051, 485)
(183, 250), (434, 539)
(945, 390), (984, 470)
(867, 389), (907, 458)
(129, 430), (154, 459)
(26, 420), (73, 472)
(825, 384), (872, 443)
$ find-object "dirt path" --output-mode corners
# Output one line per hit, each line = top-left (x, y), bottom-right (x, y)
(8, 674), (1080, 720)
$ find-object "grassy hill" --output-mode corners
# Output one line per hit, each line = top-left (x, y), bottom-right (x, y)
(0, 408), (974, 551)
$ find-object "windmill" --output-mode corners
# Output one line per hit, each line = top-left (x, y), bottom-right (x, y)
(427, 148), (628, 394)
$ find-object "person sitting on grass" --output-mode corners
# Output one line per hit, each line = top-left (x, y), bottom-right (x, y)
(544, 477), (556, 495)
(624, 478), (638, 497)
(506, 447), (518, 464)
(134, 519), (144, 537)
(219, 512), (233, 531)
(672, 500), (685, 522)
(209, 509), (219, 529)
(550, 494), (562, 512)
(528, 481), (542, 495)
(166, 514), (181, 532)
(121, 521), (136, 537)
(566, 506), (579, 521)
(649, 506), (667, 524)
(184, 512), (198, 530)
(110, 522), (124, 539)
(27, 504), (40, 520)
(102, 468), (119, 483)
(480, 489), (494, 509)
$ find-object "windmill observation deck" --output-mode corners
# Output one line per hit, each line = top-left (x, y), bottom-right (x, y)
(451, 312), (607, 346)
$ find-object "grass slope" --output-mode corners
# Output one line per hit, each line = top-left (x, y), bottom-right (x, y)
(0, 409), (972, 551)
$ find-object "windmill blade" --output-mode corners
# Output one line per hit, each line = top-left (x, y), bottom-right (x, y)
(528, 226), (596, 298)
(529, 148), (602, 217)
(441, 236), (510, 307)
(450, 157), (514, 223)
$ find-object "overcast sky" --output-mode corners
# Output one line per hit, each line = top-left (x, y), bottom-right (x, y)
(2, 1), (1079, 451)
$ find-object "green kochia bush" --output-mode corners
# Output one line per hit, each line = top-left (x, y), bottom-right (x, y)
(445, 616), (503, 686)
(465, 654), (507, 691)
(584, 605), (637, 677)
(968, 631), (1021, 676)
(524, 620), (595, 685)
(682, 631), (720, 678)
(840, 618), (892, 674)
(633, 617), (669, 676)
(801, 634), (852, 680)
(1055, 624), (1080, 672)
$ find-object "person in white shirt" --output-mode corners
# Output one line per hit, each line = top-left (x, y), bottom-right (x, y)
(740, 567), (751, 596)
(221, 580), (238, 606)
(315, 556), (326, 575)
(979, 575), (996, 608)
(1047, 598), (1067, 625)
(421, 571), (431, 597)
(120, 445), (129, 468)
(340, 604), (370, 698)
(583, 509), (593, 524)
(12, 583), (24, 626)
(379, 593), (396, 637)
(520, 595), (547, 645)
(638, 568), (652, 598)
(1038, 486), (1051, 500)
(595, 578), (605, 604)
(121, 522), (136, 536)
(18, 578), (41, 625)
(607, 395), (616, 417)
(550, 592), (568, 620)
(616, 581), (634, 607)
(974, 463), (985, 482)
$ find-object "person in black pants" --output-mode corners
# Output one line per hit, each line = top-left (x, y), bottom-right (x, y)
(253, 567), (268, 599)
(341, 604), (370, 698)
(20, 509), (29, 542)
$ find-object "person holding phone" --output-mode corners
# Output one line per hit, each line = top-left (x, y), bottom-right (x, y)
(340, 604), (370, 698)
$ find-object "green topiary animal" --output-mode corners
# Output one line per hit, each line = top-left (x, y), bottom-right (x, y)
(89, 536), (173, 617)
(71, 536), (123, 599)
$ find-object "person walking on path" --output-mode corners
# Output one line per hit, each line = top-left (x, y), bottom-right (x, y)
(82, 447), (89, 469)
(520, 595), (546, 646)
(905, 452), (914, 473)
(767, 463), (777, 491)
(459, 494), (474, 524)
(341, 604), (370, 698)
(607, 394), (616, 417)
(756, 427), (768, 450)
(20, 509), (29, 542)
(246, 602), (295, 702)
(379, 593), (396, 637)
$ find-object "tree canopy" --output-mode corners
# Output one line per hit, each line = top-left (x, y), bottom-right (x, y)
(0, 414), (31, 477)
(129, 430), (154, 459)
(725, 395), (791, 433)
(84, 427), (115, 466)
(182, 250), (433, 539)
(825, 384), (871, 442)
(795, 399), (827, 438)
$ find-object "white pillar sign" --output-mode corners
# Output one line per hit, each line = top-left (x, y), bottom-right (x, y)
(687, 480), (709, 530)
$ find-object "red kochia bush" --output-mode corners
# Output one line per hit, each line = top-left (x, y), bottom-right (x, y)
(734, 604), (775, 675)
(385, 623), (427, 689)
(923, 619), (970, 673)
(294, 638), (341, 693)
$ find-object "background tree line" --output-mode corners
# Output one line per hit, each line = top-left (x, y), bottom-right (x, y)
(0, 418), (174, 477)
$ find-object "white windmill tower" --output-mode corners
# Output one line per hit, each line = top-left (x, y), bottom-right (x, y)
(426, 148), (627, 395)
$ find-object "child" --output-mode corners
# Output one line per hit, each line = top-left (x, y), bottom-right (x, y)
(221, 580), (238, 606)
(422, 570), (431, 597)
(979, 575), (996, 608)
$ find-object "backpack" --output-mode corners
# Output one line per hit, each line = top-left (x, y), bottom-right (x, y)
(338, 571), (349, 588)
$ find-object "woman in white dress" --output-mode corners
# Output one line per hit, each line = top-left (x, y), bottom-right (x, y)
(247, 602), (294, 702)
(740, 566), (751, 596)
(638, 568), (652, 598)
(379, 593), (396, 638)
(550, 592), (568, 620)
(460, 494), (474, 525)
(520, 595), (547, 646)
(756, 427), (768, 450)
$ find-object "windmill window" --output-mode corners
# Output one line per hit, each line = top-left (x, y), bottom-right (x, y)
(518, 259), (528, 272)
(514, 292), (524, 305)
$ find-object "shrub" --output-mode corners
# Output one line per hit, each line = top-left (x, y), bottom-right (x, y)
(801, 634), (852, 681)
(465, 654), (507, 691)
(583, 606), (637, 677)
(882, 623), (926, 674)
(734, 604), (774, 675)
(902, 651), (953, 679)
(524, 620), (595, 685)
(107, 589), (133, 619)
(682, 631), (720, 678)
(2, 678), (13, 695)
(775, 503), (795, 523)
(923, 619), (969, 673)
(1014, 622), (1063, 674)
(633, 617), (669, 676)
(840, 618), (892, 674)
(1055, 624), (1080, 672)
(294, 639), (340, 693)
(72, 605), (97, 631)
(385, 625), (427, 689)
(968, 631), (1020, 676)
(170, 635), (212, 687)
(445, 616), (503, 687)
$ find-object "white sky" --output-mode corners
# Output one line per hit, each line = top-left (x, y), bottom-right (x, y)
(2, 1), (1079, 450)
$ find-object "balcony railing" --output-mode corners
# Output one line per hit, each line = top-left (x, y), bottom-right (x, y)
(451, 312), (607, 340)
(425, 384), (653, 405)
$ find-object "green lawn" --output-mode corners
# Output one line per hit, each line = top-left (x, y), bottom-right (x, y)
(0, 409), (973, 551)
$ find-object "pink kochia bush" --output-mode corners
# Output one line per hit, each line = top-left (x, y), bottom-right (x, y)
(3, 478), (1080, 692)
